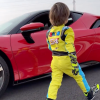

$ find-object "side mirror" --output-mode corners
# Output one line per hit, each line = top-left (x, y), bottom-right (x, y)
(20, 22), (44, 43)
(20, 22), (44, 31)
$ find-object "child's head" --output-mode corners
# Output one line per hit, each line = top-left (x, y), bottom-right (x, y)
(49, 2), (70, 26)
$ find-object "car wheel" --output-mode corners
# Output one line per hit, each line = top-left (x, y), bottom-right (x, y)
(0, 56), (9, 96)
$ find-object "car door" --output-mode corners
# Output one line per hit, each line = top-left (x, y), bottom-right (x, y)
(11, 11), (53, 80)
(11, 29), (52, 80)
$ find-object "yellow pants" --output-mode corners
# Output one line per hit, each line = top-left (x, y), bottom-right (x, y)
(47, 56), (90, 100)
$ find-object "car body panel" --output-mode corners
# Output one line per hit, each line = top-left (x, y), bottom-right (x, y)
(70, 13), (97, 63)
(80, 13), (98, 29)
(86, 27), (100, 62)
(74, 29), (96, 63)
(11, 30), (52, 80)
(0, 35), (19, 81)
(70, 16), (86, 29)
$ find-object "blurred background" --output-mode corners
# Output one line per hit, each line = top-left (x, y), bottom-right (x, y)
(0, 0), (100, 25)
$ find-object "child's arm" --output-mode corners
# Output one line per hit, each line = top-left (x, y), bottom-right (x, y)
(64, 27), (79, 75)
(46, 38), (52, 51)
(46, 30), (52, 51)
(64, 27), (75, 53)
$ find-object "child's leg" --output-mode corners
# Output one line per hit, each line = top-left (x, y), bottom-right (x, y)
(62, 60), (96, 100)
(57, 56), (90, 93)
(73, 65), (90, 93)
(72, 65), (98, 100)
(47, 62), (63, 100)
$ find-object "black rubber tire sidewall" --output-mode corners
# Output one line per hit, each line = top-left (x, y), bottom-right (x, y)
(0, 56), (9, 96)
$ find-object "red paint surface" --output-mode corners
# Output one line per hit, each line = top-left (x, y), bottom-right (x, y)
(0, 35), (19, 81)
(11, 30), (52, 80)
(20, 23), (44, 31)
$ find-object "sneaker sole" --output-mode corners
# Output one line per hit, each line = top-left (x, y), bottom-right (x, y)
(90, 96), (95, 100)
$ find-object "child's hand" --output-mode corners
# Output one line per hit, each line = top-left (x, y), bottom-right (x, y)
(68, 52), (77, 64)
(68, 52), (79, 75)
(72, 66), (79, 75)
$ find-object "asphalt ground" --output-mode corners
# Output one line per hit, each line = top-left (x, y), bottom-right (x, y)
(0, 64), (100, 100)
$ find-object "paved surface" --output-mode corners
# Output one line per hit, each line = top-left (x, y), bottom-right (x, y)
(0, 64), (100, 100)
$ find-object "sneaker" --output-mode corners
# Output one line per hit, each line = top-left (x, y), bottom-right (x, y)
(46, 98), (54, 100)
(92, 84), (99, 95)
(85, 84), (99, 100)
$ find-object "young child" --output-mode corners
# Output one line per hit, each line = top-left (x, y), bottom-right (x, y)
(46, 2), (99, 100)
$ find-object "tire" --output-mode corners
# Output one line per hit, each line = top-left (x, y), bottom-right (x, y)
(0, 56), (9, 96)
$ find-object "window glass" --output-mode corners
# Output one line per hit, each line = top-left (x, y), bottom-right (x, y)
(71, 12), (83, 22)
(0, 14), (30, 35)
(32, 13), (50, 30)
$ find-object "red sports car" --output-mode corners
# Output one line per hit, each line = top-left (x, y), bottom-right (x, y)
(0, 10), (100, 95)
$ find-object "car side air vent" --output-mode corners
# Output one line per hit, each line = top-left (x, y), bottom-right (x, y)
(90, 19), (100, 29)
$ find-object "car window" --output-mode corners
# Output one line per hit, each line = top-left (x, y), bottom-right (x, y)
(31, 12), (51, 30)
(71, 12), (83, 22)
(90, 19), (100, 29)
(0, 14), (30, 35)
(31, 11), (77, 29)
(65, 16), (73, 26)
(17, 11), (82, 33)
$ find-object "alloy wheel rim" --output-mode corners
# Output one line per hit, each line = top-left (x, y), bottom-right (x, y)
(0, 64), (4, 89)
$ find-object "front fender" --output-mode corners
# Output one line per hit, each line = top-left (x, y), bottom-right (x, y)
(0, 35), (19, 81)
